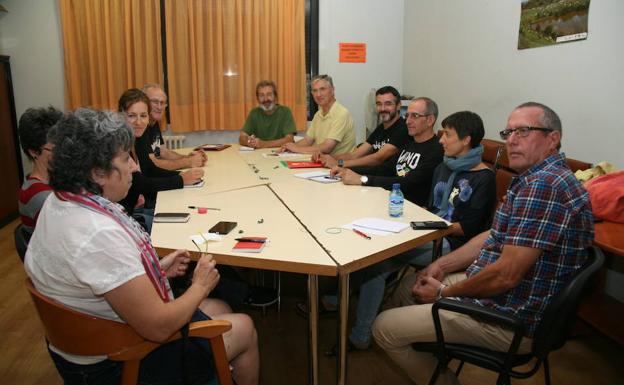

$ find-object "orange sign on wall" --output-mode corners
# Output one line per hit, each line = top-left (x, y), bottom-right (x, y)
(339, 43), (366, 63)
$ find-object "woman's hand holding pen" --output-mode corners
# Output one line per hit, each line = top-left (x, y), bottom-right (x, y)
(192, 253), (220, 296)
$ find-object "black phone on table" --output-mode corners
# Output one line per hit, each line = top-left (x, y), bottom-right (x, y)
(209, 221), (238, 235)
(410, 221), (449, 230)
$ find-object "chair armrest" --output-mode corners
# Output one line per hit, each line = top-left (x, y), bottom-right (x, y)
(433, 299), (524, 333)
(430, 298), (526, 368)
(111, 319), (232, 361)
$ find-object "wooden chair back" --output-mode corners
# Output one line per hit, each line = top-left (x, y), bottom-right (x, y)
(26, 279), (233, 385)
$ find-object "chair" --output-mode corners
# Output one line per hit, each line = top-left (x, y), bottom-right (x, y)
(414, 246), (604, 385)
(25, 279), (233, 385)
(13, 224), (30, 261)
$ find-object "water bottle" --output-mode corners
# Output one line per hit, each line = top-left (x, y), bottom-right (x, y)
(388, 183), (404, 217)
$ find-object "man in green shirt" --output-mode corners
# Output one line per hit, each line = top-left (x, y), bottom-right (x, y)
(239, 80), (297, 149)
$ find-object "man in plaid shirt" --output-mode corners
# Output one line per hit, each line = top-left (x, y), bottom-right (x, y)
(373, 102), (594, 385)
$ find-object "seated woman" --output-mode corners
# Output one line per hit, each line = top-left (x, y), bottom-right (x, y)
(17, 106), (63, 238)
(24, 108), (259, 385)
(325, 110), (495, 355)
(117, 88), (204, 231)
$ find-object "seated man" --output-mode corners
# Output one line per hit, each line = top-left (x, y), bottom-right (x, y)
(140, 83), (207, 171)
(281, 74), (355, 155)
(325, 111), (495, 356)
(239, 80), (297, 148)
(17, 106), (64, 238)
(313, 85), (409, 169)
(333, 97), (443, 206)
(372, 102), (594, 385)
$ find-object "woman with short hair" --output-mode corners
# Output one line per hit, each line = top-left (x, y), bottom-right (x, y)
(25, 108), (259, 385)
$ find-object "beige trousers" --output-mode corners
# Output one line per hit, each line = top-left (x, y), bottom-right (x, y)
(372, 272), (533, 385)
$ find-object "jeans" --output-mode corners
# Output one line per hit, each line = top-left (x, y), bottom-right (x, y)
(48, 310), (217, 385)
(349, 238), (451, 346)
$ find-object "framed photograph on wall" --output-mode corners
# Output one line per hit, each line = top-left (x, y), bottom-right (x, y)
(518, 0), (590, 50)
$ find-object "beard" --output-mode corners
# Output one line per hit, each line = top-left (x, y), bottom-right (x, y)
(378, 110), (396, 123)
(260, 102), (276, 112)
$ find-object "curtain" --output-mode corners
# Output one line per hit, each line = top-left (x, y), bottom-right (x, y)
(165, 0), (307, 132)
(59, 0), (163, 111)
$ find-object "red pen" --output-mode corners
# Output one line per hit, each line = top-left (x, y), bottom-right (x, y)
(353, 228), (371, 240)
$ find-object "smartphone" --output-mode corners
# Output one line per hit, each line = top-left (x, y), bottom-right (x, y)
(209, 221), (238, 235)
(410, 221), (449, 230)
(154, 212), (190, 223)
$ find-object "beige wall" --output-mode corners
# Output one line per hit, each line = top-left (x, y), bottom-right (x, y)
(0, 0), (64, 173)
(403, 0), (624, 168)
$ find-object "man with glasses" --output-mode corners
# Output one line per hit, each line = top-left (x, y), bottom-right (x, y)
(138, 83), (206, 171)
(280, 74), (355, 155)
(313, 85), (410, 169)
(372, 102), (594, 385)
(332, 97), (443, 206)
(239, 80), (296, 149)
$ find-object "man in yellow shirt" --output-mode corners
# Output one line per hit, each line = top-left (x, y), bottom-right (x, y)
(281, 74), (355, 155)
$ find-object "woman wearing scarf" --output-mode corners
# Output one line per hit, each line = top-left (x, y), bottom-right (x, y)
(325, 110), (495, 357)
(24, 108), (259, 385)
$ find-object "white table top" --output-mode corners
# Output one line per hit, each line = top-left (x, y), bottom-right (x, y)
(152, 184), (337, 276)
(152, 144), (448, 275)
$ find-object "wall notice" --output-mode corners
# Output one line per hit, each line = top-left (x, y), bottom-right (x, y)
(339, 43), (366, 63)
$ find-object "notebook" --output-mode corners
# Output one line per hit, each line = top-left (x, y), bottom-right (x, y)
(195, 144), (231, 151)
(232, 237), (268, 253)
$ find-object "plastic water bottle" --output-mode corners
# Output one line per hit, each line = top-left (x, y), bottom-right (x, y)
(388, 183), (404, 217)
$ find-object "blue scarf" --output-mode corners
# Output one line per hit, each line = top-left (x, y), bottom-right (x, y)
(436, 144), (484, 218)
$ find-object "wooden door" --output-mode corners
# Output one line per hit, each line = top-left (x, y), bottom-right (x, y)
(0, 56), (23, 227)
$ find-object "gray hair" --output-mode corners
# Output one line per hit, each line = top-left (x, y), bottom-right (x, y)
(516, 101), (562, 149)
(312, 74), (334, 88)
(47, 108), (133, 194)
(142, 83), (164, 94)
(412, 96), (439, 123)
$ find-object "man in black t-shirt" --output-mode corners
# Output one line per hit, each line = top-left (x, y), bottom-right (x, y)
(313, 86), (410, 169)
(139, 83), (206, 171)
(333, 97), (443, 206)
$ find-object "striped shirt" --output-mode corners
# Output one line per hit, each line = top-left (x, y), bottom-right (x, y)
(464, 153), (594, 337)
(19, 175), (52, 237)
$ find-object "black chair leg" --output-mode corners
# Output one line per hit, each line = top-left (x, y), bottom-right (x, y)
(428, 361), (448, 385)
(455, 361), (465, 377)
(544, 356), (551, 385)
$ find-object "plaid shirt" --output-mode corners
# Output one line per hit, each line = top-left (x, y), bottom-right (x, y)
(464, 153), (594, 337)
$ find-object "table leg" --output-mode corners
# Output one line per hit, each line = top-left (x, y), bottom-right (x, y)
(308, 274), (319, 385)
(337, 272), (349, 385)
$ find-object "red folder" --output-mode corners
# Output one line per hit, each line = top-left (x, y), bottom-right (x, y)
(286, 161), (323, 169)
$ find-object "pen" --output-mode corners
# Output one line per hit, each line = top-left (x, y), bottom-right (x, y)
(235, 238), (266, 243)
(353, 228), (371, 240)
(188, 206), (220, 210)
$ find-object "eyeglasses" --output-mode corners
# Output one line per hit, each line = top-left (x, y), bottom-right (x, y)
(405, 112), (431, 120)
(499, 126), (553, 140)
(149, 98), (168, 107)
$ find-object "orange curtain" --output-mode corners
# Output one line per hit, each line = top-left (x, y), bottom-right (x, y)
(165, 0), (307, 132)
(58, 0), (163, 111)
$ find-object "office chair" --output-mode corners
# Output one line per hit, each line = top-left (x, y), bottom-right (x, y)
(414, 246), (604, 385)
(13, 224), (30, 261)
(26, 279), (233, 385)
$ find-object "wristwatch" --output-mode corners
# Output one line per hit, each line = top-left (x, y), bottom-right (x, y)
(360, 175), (369, 185)
(337, 159), (344, 167)
(436, 283), (448, 301)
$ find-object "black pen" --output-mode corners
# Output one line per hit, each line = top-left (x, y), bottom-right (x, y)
(235, 238), (266, 243)
(188, 206), (220, 210)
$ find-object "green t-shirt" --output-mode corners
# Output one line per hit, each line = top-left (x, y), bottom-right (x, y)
(241, 105), (297, 141)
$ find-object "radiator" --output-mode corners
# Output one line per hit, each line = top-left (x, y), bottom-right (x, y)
(162, 135), (186, 149)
